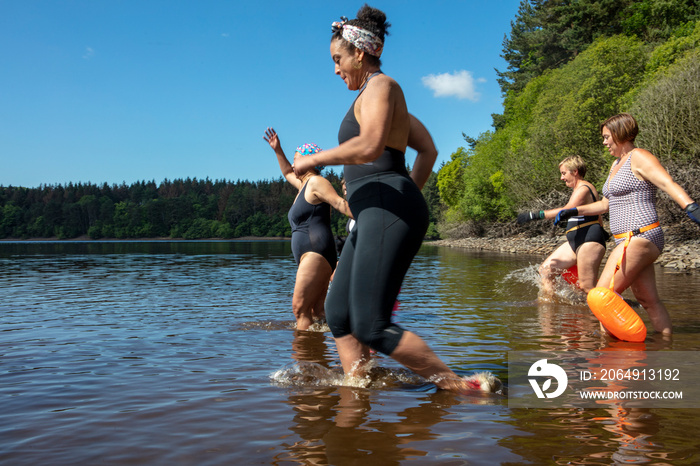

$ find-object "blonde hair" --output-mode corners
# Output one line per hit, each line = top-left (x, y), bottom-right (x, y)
(559, 155), (587, 178)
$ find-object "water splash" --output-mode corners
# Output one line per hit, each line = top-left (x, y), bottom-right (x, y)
(271, 360), (506, 396)
(233, 319), (330, 332)
(500, 264), (542, 291)
(271, 359), (432, 390)
(501, 264), (586, 305)
(270, 361), (345, 387)
(305, 320), (330, 333)
(233, 321), (295, 331)
(428, 371), (507, 396)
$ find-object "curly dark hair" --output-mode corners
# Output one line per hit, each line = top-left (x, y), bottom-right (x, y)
(332, 4), (391, 67)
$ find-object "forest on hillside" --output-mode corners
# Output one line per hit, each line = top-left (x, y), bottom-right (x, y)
(0, 172), (441, 240)
(438, 0), (700, 234)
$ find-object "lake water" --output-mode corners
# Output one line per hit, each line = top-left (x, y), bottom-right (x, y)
(2, 241), (700, 465)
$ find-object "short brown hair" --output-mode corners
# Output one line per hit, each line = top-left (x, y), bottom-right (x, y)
(559, 155), (587, 178)
(601, 113), (639, 144)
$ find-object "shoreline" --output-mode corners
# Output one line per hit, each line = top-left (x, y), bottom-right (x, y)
(3, 234), (698, 271)
(0, 236), (290, 242)
(429, 234), (700, 271)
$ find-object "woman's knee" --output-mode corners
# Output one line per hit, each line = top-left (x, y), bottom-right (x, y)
(538, 260), (552, 277)
(325, 290), (349, 336)
(351, 322), (403, 354)
(291, 297), (309, 319)
(348, 319), (377, 346)
(350, 319), (389, 344)
(630, 282), (661, 310)
(538, 259), (558, 281)
(577, 274), (592, 290)
(327, 308), (353, 339)
(293, 288), (325, 318)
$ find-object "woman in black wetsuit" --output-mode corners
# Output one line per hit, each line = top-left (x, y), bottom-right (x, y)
(264, 128), (353, 330)
(292, 5), (496, 392)
(517, 155), (608, 297)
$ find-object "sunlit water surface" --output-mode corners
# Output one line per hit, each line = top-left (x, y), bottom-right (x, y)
(2, 241), (700, 464)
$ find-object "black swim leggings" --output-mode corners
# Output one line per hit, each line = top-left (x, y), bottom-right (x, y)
(325, 172), (429, 355)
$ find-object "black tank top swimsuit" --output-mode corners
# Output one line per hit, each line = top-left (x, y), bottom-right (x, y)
(287, 181), (337, 270)
(338, 72), (408, 181)
(565, 185), (609, 252)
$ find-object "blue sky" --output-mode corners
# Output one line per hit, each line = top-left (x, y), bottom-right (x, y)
(1, 0), (522, 188)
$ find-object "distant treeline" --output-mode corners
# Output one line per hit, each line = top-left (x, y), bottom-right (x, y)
(0, 171), (441, 240)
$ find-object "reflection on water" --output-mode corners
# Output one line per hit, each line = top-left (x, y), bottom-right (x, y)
(1, 241), (700, 464)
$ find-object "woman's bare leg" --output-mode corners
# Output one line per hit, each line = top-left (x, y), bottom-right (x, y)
(334, 334), (371, 376)
(631, 263), (672, 335)
(596, 238), (670, 334)
(293, 253), (332, 330)
(388, 331), (467, 391)
(538, 242), (577, 299)
(575, 242), (605, 293)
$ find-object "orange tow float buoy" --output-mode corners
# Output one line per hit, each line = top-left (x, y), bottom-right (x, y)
(561, 265), (579, 287)
(587, 287), (646, 342)
(586, 231), (647, 342)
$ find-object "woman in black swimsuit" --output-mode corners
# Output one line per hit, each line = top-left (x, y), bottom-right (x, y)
(517, 156), (607, 297)
(291, 6), (499, 392)
(264, 128), (353, 330)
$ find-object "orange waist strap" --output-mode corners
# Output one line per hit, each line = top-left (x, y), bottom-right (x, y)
(609, 221), (660, 290)
(612, 221), (660, 240)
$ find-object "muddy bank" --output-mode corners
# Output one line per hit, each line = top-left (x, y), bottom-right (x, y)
(430, 233), (700, 271)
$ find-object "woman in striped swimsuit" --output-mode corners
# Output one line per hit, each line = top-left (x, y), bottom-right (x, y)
(555, 113), (699, 335)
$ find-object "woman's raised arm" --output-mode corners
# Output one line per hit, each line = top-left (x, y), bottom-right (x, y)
(263, 127), (301, 189)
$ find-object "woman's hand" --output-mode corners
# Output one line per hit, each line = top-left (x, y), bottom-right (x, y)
(517, 211), (544, 224)
(293, 155), (316, 177)
(264, 127), (300, 188)
(686, 202), (700, 225)
(263, 127), (281, 153)
(554, 208), (578, 226)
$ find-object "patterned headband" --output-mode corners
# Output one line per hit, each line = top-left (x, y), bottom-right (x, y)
(331, 17), (383, 58)
(295, 143), (324, 171)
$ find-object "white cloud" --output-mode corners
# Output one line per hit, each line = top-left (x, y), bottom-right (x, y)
(421, 70), (485, 101)
(82, 47), (95, 60)
(221, 33), (230, 38)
